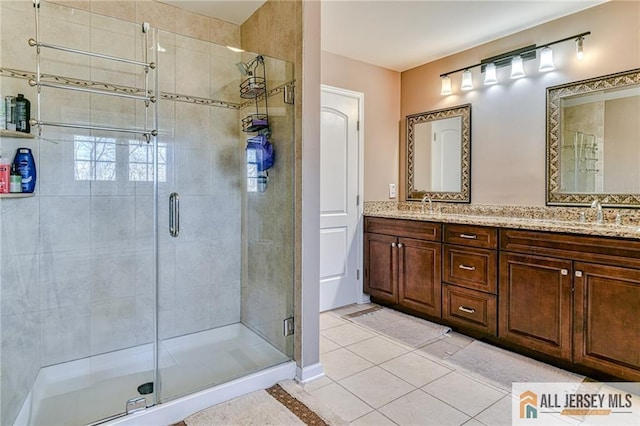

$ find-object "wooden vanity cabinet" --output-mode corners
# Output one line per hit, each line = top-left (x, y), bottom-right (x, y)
(363, 216), (640, 381)
(442, 224), (498, 335)
(501, 229), (640, 380)
(364, 217), (442, 318)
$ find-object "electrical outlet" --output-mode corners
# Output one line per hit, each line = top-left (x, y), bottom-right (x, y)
(389, 183), (396, 198)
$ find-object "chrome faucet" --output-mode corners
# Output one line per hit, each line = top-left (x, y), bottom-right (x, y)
(421, 194), (433, 214)
(591, 199), (603, 224)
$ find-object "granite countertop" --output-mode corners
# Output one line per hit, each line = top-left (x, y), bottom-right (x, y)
(364, 202), (640, 240)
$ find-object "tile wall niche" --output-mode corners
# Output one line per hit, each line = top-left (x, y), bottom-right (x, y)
(0, 0), (287, 423)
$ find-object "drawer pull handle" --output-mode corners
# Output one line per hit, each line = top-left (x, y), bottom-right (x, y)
(458, 264), (476, 271)
(397, 243), (404, 248)
(458, 306), (476, 314)
(459, 233), (477, 239)
(391, 242), (397, 248)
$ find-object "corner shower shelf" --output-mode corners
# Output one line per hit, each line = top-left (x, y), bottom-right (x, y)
(0, 193), (35, 198)
(0, 129), (35, 138)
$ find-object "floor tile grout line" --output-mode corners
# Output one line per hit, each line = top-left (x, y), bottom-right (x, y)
(471, 392), (512, 421)
(332, 374), (417, 421)
(419, 372), (507, 419)
(342, 339), (412, 367)
(417, 384), (486, 420)
(326, 378), (378, 421)
(349, 405), (400, 426)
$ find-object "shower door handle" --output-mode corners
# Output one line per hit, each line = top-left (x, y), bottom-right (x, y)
(169, 192), (179, 237)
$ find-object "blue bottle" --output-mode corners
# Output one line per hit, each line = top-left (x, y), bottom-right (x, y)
(13, 148), (36, 193)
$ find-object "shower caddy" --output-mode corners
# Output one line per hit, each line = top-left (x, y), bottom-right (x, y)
(240, 55), (270, 135)
(28, 0), (158, 143)
(239, 55), (273, 192)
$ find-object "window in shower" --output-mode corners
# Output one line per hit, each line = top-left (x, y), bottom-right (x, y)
(74, 135), (117, 180)
(129, 141), (167, 182)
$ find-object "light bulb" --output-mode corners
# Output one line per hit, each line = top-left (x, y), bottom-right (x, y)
(461, 70), (473, 91)
(510, 55), (525, 79)
(440, 76), (452, 95)
(484, 63), (497, 85)
(538, 47), (555, 72)
(576, 37), (584, 60)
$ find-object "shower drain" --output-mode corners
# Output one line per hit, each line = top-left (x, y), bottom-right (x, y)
(137, 382), (154, 395)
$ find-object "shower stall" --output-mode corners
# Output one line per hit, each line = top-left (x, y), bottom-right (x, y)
(0, 1), (295, 425)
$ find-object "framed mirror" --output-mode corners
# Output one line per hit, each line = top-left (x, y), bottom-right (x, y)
(546, 68), (640, 207)
(406, 104), (471, 202)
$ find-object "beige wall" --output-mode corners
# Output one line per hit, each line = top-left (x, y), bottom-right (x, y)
(400, 1), (640, 205)
(51, 0), (240, 45)
(321, 51), (401, 201)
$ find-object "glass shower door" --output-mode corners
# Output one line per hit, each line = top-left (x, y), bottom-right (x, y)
(154, 30), (295, 403)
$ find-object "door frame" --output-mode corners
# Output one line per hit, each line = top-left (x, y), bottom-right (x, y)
(320, 84), (368, 306)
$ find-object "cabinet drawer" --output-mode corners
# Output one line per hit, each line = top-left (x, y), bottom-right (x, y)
(443, 284), (497, 335)
(444, 224), (497, 249)
(443, 245), (497, 293)
(365, 217), (441, 241)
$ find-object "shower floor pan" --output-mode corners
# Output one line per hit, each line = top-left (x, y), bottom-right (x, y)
(26, 323), (289, 426)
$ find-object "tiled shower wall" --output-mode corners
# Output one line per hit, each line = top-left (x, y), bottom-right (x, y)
(0, 0), (292, 423)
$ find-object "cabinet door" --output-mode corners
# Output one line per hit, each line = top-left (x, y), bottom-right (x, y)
(398, 237), (442, 318)
(574, 262), (640, 381)
(499, 253), (573, 360)
(364, 233), (398, 303)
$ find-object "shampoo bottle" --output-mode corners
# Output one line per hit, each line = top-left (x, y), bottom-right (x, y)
(13, 148), (36, 193)
(15, 94), (30, 133)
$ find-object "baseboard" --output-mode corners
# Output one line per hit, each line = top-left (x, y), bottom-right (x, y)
(295, 362), (325, 384)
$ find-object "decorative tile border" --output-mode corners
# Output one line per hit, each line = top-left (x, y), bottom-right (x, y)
(0, 67), (294, 111)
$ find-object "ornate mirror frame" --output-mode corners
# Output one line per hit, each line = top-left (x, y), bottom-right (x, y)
(546, 68), (640, 207)
(406, 104), (471, 202)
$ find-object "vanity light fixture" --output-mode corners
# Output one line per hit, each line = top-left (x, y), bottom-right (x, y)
(461, 69), (473, 90)
(484, 63), (497, 85)
(440, 75), (453, 95)
(510, 55), (525, 79)
(438, 31), (590, 95)
(538, 46), (555, 72)
(576, 37), (584, 60)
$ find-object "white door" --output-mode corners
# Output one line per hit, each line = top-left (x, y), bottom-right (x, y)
(431, 117), (462, 192)
(319, 86), (363, 312)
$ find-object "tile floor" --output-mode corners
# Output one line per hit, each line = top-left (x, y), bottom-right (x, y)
(305, 304), (515, 426)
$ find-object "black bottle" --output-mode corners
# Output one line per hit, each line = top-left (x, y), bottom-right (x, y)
(15, 94), (30, 133)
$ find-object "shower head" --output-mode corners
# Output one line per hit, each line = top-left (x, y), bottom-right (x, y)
(236, 61), (251, 76)
(236, 55), (264, 76)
